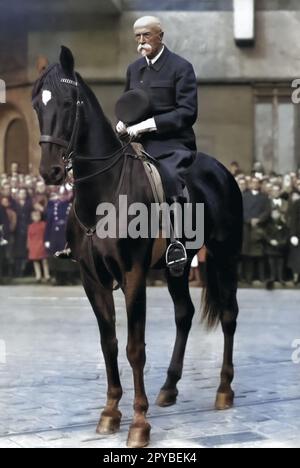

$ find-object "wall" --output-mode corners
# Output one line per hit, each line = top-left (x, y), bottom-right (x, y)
(1, 7), (300, 173)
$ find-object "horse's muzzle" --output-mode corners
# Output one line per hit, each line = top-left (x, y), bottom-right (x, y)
(40, 165), (65, 185)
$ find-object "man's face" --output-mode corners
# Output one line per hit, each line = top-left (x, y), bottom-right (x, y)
(1, 197), (9, 208)
(272, 186), (281, 199)
(134, 25), (163, 59)
(251, 178), (260, 191)
(18, 189), (27, 201)
(238, 180), (246, 193)
(36, 181), (46, 194)
(11, 162), (19, 174)
(1, 184), (11, 197)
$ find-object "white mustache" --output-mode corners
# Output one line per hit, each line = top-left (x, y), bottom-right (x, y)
(137, 43), (152, 55)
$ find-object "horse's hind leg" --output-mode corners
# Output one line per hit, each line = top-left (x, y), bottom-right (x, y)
(215, 265), (239, 410)
(81, 272), (123, 434)
(156, 264), (195, 407)
(215, 293), (238, 410)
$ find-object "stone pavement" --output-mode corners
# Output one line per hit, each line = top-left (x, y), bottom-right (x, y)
(0, 285), (300, 448)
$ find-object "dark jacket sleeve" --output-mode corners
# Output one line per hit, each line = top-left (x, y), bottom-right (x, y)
(154, 62), (198, 134)
(258, 195), (271, 224)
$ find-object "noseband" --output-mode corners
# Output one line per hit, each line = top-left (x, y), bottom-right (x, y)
(39, 77), (132, 183)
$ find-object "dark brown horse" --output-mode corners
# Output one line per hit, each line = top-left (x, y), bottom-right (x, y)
(32, 46), (243, 448)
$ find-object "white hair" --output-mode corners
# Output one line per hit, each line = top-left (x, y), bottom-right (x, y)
(133, 16), (163, 32)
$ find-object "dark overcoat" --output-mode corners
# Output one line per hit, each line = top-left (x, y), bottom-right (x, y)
(125, 46), (198, 197)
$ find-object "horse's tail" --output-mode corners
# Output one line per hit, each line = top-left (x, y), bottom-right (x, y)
(201, 173), (243, 330)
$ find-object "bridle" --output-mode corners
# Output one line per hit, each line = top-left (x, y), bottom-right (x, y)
(39, 76), (133, 184)
(39, 78), (82, 171)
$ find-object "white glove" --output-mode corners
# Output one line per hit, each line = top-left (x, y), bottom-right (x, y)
(270, 240), (279, 247)
(116, 121), (127, 135)
(291, 236), (299, 247)
(127, 118), (157, 138)
(45, 242), (50, 249)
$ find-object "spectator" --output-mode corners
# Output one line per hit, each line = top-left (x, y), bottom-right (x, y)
(265, 209), (289, 289)
(10, 162), (19, 177)
(14, 188), (32, 277)
(288, 198), (300, 285)
(241, 178), (271, 285)
(0, 196), (17, 280)
(0, 205), (9, 283)
(230, 161), (241, 177)
(27, 210), (50, 283)
(270, 184), (289, 222)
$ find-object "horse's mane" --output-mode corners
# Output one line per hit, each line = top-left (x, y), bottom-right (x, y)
(32, 64), (62, 101)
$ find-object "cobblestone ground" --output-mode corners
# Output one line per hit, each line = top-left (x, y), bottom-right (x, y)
(0, 285), (300, 448)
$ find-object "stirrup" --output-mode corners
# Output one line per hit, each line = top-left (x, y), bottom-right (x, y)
(166, 240), (188, 277)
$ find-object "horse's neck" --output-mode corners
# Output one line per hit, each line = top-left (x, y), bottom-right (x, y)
(74, 94), (124, 228)
(78, 92), (121, 157)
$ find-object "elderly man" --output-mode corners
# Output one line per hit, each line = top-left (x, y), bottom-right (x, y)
(116, 16), (198, 274)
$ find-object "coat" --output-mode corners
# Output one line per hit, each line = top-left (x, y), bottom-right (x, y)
(0, 205), (10, 239)
(264, 220), (289, 257)
(27, 221), (47, 261)
(125, 46), (198, 197)
(45, 199), (72, 255)
(288, 198), (300, 273)
(14, 200), (32, 259)
(242, 191), (271, 257)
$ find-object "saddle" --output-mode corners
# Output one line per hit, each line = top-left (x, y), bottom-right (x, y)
(130, 142), (189, 205)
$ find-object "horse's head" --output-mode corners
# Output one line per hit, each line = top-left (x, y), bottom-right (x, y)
(32, 46), (80, 185)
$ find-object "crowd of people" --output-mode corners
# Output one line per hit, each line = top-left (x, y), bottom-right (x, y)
(0, 163), (79, 285)
(231, 161), (300, 288)
(2, 161), (300, 288)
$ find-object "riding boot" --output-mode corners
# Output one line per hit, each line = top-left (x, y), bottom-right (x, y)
(165, 195), (188, 277)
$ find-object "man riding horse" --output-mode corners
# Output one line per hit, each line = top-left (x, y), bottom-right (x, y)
(58, 15), (198, 275)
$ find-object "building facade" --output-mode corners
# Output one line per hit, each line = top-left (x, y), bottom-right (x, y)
(0, 0), (300, 174)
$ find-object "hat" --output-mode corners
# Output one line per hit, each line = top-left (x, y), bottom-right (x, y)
(115, 89), (152, 126)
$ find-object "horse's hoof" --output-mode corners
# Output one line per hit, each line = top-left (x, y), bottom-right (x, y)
(127, 423), (151, 448)
(156, 388), (178, 407)
(215, 391), (235, 410)
(96, 410), (122, 434)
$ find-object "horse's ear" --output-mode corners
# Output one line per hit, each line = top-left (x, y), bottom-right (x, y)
(59, 46), (75, 76)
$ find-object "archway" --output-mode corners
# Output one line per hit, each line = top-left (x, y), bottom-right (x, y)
(4, 118), (29, 174)
(0, 103), (29, 174)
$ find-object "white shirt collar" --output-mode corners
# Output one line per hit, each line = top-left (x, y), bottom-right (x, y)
(146, 45), (165, 66)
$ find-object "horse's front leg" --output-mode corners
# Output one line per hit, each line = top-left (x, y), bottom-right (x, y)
(124, 267), (150, 448)
(81, 271), (123, 434)
(156, 265), (195, 407)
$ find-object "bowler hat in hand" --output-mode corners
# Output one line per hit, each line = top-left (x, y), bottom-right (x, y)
(115, 89), (152, 126)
